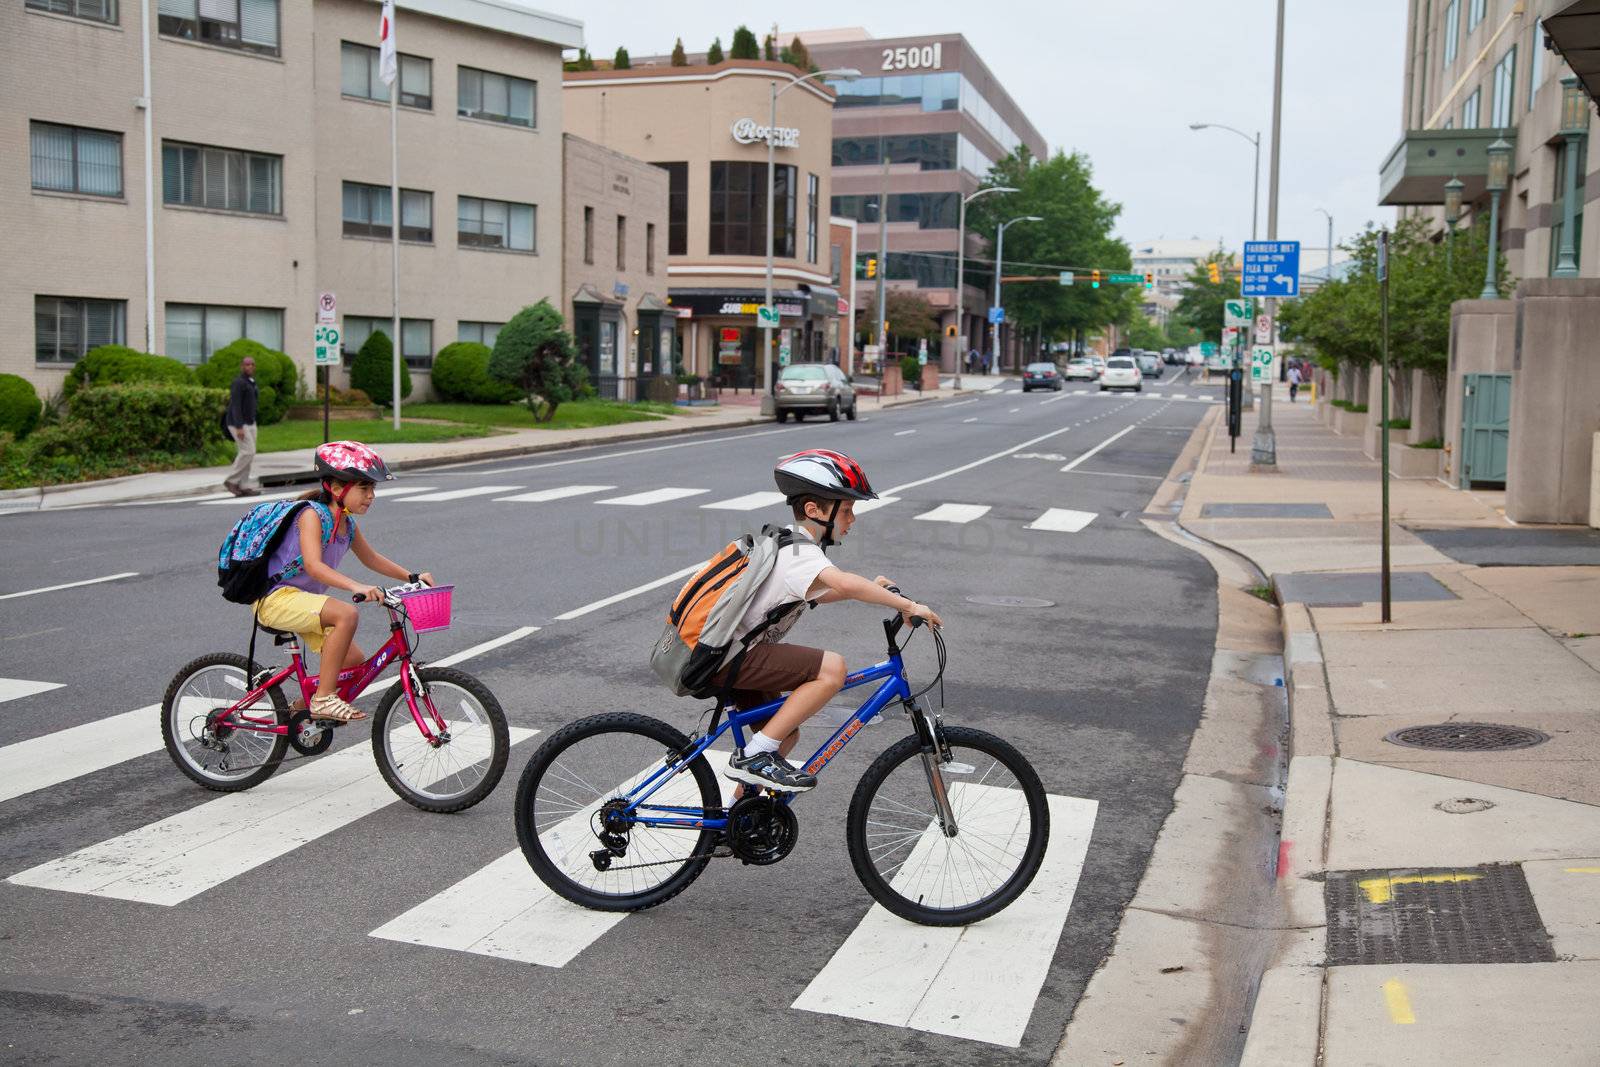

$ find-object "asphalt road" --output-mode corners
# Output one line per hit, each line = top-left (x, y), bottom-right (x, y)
(0, 370), (1224, 1066)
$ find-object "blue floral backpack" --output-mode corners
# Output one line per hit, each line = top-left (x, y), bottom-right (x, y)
(216, 499), (337, 605)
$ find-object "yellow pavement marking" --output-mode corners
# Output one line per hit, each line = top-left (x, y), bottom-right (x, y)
(1383, 979), (1416, 1024)
(1357, 872), (1483, 905)
(1564, 866), (1600, 874)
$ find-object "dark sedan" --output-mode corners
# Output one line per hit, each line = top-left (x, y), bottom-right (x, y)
(1022, 362), (1064, 392)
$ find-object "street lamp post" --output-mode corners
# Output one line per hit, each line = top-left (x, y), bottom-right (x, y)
(1443, 177), (1464, 270)
(1250, 0), (1286, 468)
(1189, 122), (1261, 242)
(1314, 207), (1334, 284)
(955, 185), (1018, 387)
(991, 215), (1042, 374)
(1479, 137), (1513, 299)
(1553, 77), (1590, 278)
(762, 66), (858, 413)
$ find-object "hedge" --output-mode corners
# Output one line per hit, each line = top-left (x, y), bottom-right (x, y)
(193, 339), (297, 425)
(63, 345), (193, 398)
(432, 341), (520, 404)
(0, 374), (41, 438)
(68, 383), (228, 455)
(349, 329), (412, 406)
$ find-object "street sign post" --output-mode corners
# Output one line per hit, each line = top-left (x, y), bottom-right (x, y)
(313, 321), (341, 443)
(1254, 314), (1273, 343)
(1251, 345), (1274, 383)
(1106, 272), (1142, 285)
(756, 305), (780, 328)
(1242, 241), (1301, 297)
(1058, 271), (1074, 286)
(917, 337), (928, 366)
(987, 307), (1005, 325)
(317, 291), (337, 326)
(1223, 298), (1254, 327)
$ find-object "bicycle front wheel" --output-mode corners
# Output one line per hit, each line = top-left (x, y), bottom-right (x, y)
(847, 726), (1049, 926)
(515, 713), (723, 912)
(371, 667), (510, 813)
(161, 652), (289, 792)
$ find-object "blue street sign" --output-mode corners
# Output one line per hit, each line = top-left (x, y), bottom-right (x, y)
(987, 306), (1005, 324)
(1242, 240), (1301, 297)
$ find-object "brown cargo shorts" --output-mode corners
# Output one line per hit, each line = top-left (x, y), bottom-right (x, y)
(711, 641), (826, 716)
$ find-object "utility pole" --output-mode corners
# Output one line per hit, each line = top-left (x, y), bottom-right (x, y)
(875, 155), (888, 367)
(1251, 0), (1284, 468)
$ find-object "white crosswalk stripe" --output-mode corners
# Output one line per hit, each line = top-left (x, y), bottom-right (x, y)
(493, 485), (614, 503)
(399, 485), (522, 503)
(1026, 508), (1098, 533)
(853, 497), (899, 514)
(597, 488), (709, 506)
(0, 706), (160, 805)
(913, 503), (990, 524)
(0, 678), (64, 704)
(699, 491), (788, 512)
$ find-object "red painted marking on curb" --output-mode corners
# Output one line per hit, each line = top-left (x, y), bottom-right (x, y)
(1277, 840), (1293, 879)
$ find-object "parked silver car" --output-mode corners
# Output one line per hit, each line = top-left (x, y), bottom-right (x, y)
(775, 363), (857, 422)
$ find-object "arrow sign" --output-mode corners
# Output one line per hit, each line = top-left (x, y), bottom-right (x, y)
(1242, 241), (1300, 297)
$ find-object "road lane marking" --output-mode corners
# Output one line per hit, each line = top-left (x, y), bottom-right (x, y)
(1357, 872), (1482, 905)
(198, 489), (308, 505)
(399, 486), (522, 503)
(493, 485), (614, 503)
(0, 706), (159, 804)
(1008, 407), (1020, 414)
(1060, 425), (1138, 472)
(913, 504), (991, 524)
(457, 426), (800, 476)
(942, 399), (980, 409)
(700, 491), (788, 512)
(1062, 469), (1164, 480)
(0, 678), (64, 704)
(0, 572), (139, 601)
(894, 430), (917, 437)
(793, 790), (1097, 1048)
(852, 496), (900, 514)
(8, 727), (539, 905)
(597, 488), (709, 506)
(1565, 866), (1600, 874)
(553, 564), (701, 621)
(962, 417), (978, 423)
(1025, 508), (1098, 533)
(1041, 394), (1069, 404)
(882, 416), (1129, 497)
(1383, 979), (1417, 1024)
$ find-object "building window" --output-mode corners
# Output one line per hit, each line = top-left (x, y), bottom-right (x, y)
(830, 242), (843, 286)
(1490, 47), (1515, 126)
(157, 0), (279, 56)
(826, 71), (960, 113)
(709, 161), (794, 257)
(1528, 18), (1543, 110)
(1550, 137), (1588, 275)
(164, 304), (282, 365)
(26, 0), (116, 25)
(652, 161), (688, 255)
(646, 222), (656, 275)
(30, 122), (122, 197)
(1461, 88), (1480, 129)
(458, 321), (503, 347)
(162, 141), (281, 215)
(458, 195), (535, 252)
(617, 214), (626, 270)
(35, 296), (124, 364)
(830, 192), (959, 231)
(342, 182), (432, 242)
(343, 316), (433, 368)
(1467, 0), (1485, 31)
(1442, 0), (1459, 66)
(341, 42), (431, 109)
(807, 173), (819, 263)
(457, 66), (535, 127)
(583, 206), (594, 264)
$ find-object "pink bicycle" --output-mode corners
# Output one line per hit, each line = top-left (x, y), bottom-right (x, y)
(161, 583), (510, 813)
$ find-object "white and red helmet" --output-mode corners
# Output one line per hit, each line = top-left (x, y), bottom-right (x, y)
(315, 440), (394, 483)
(774, 449), (877, 503)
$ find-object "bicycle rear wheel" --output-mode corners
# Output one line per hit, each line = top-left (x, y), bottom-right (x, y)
(371, 667), (510, 813)
(161, 652), (289, 792)
(847, 726), (1049, 926)
(515, 713), (723, 912)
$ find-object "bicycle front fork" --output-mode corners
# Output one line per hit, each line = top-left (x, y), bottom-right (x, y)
(907, 699), (960, 838)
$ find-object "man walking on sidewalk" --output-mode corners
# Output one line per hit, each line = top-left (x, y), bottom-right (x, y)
(223, 356), (260, 497)
(1288, 364), (1302, 403)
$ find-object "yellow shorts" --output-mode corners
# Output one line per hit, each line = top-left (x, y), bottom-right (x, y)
(254, 587), (334, 652)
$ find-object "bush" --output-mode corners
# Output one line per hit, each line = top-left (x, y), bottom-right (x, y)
(193, 339), (297, 425)
(349, 330), (412, 407)
(432, 342), (521, 404)
(900, 354), (922, 386)
(0, 374), (42, 438)
(313, 384), (373, 406)
(67, 383), (228, 455)
(488, 302), (589, 422)
(63, 345), (192, 398)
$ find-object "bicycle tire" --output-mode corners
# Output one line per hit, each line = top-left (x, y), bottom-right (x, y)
(515, 713), (722, 912)
(370, 666), (510, 813)
(161, 652), (289, 792)
(846, 726), (1049, 926)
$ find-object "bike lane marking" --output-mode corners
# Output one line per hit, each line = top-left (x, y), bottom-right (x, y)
(7, 726), (539, 905)
(792, 789), (1098, 1048)
(0, 572), (139, 601)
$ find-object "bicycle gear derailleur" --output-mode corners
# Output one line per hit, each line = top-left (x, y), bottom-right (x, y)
(589, 798), (632, 872)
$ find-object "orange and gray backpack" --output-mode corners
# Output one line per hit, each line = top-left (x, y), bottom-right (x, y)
(650, 525), (809, 699)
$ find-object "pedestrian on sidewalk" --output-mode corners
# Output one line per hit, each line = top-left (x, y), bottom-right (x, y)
(1288, 364), (1302, 403)
(223, 356), (260, 497)
(981, 350), (992, 375)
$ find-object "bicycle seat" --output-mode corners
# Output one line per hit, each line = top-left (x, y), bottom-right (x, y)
(255, 623), (299, 645)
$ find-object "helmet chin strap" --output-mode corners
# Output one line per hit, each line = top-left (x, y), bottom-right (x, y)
(814, 498), (842, 551)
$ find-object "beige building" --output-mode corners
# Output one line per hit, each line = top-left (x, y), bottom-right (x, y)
(8, 0), (581, 398)
(561, 133), (672, 399)
(563, 61), (841, 392)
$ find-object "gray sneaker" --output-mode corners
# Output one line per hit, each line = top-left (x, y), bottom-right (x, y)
(724, 750), (817, 793)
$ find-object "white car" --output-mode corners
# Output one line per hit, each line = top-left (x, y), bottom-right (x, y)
(1099, 356), (1142, 392)
(1064, 358), (1098, 381)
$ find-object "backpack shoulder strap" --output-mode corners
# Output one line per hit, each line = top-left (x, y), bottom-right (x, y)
(304, 501), (337, 545)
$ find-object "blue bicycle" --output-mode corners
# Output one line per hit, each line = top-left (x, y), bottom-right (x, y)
(514, 609), (1050, 926)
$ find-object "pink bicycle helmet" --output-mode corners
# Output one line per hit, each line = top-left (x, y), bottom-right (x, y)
(315, 440), (394, 483)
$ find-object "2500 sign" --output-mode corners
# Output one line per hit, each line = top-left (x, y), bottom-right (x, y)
(882, 42), (943, 70)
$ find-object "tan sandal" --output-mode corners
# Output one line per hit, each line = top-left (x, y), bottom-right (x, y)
(309, 694), (366, 723)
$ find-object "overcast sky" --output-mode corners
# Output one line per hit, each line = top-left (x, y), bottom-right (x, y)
(563, 0), (1406, 268)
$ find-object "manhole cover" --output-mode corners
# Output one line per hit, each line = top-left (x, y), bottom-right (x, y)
(1436, 797), (1496, 814)
(1384, 723), (1550, 752)
(965, 595), (1055, 608)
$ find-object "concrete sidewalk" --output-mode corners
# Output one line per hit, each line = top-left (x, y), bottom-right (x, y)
(1183, 391), (1600, 1063)
(0, 387), (960, 513)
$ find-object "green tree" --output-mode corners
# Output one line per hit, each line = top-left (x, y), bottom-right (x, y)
(781, 35), (812, 71)
(729, 25), (759, 60)
(194, 338), (298, 424)
(1123, 312), (1167, 351)
(349, 329), (412, 407)
(670, 38), (687, 66)
(1173, 250), (1241, 339)
(1166, 321), (1202, 348)
(858, 289), (940, 353)
(612, 46), (630, 70)
(763, 33), (776, 61)
(706, 37), (724, 64)
(487, 301), (588, 422)
(563, 48), (595, 72)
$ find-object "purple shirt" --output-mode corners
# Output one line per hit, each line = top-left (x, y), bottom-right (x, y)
(267, 509), (354, 594)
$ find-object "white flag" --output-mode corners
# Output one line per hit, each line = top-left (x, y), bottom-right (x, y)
(378, 0), (397, 87)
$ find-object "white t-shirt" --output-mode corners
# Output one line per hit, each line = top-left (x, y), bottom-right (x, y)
(734, 525), (836, 645)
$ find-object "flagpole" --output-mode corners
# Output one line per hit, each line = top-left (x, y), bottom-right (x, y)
(389, 83), (400, 431)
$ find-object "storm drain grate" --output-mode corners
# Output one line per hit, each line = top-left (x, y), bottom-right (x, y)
(964, 595), (1055, 608)
(1384, 722), (1551, 752)
(1324, 864), (1555, 966)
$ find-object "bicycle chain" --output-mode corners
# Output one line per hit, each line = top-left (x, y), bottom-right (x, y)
(592, 843), (733, 873)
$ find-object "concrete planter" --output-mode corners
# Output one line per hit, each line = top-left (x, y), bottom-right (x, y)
(284, 404), (382, 420)
(1390, 443), (1444, 479)
(919, 365), (941, 391)
(1364, 426), (1410, 461)
(1332, 407), (1368, 437)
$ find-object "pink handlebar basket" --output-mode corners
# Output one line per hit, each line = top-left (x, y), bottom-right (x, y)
(398, 584), (453, 633)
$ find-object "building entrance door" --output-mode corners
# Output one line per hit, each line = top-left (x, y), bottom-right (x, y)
(1460, 373), (1511, 487)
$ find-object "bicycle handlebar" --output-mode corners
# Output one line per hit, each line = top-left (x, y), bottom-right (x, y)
(352, 580), (431, 605)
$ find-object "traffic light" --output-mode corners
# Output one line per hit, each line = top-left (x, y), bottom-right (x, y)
(1206, 261), (1221, 284)
(1143, 272), (1154, 290)
(945, 324), (958, 338)
(1091, 269), (1101, 289)
(865, 257), (878, 279)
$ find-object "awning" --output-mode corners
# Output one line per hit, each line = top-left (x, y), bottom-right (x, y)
(1546, 0), (1600, 104)
(1377, 128), (1517, 205)
(800, 283), (841, 317)
(666, 288), (808, 319)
